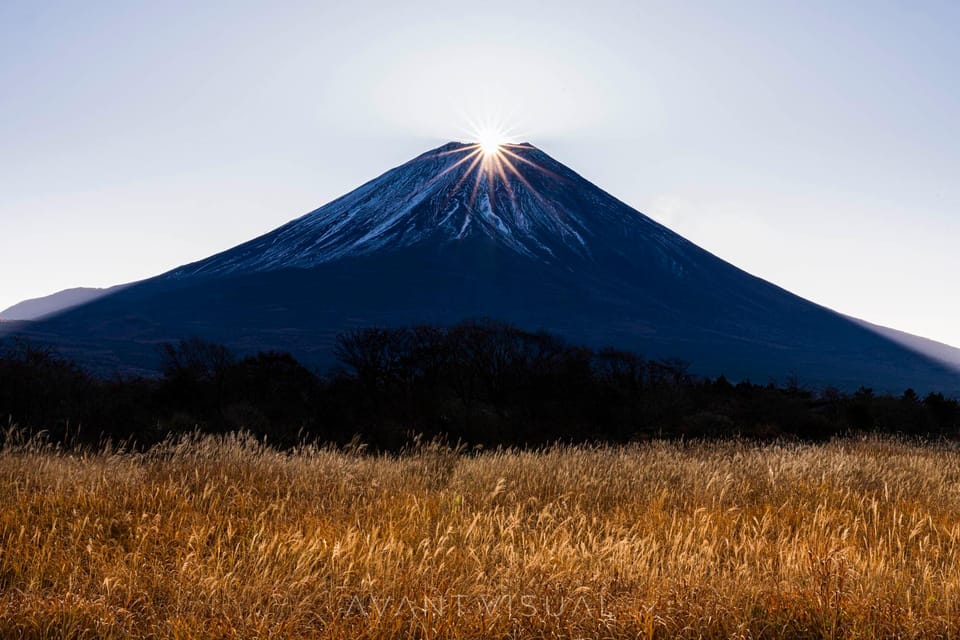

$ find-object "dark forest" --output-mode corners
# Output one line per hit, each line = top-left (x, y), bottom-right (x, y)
(2, 320), (958, 450)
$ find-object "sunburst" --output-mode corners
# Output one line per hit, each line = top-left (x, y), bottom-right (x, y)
(425, 140), (552, 214)
(475, 127), (505, 157)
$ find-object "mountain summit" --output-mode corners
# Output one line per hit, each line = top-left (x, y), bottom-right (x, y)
(5, 141), (959, 392)
(168, 142), (678, 277)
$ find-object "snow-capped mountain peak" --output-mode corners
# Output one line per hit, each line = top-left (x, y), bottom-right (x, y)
(169, 142), (670, 278)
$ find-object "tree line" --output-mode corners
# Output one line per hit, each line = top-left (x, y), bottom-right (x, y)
(1, 320), (958, 450)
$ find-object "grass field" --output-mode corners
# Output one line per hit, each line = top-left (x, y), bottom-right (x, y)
(2, 433), (960, 639)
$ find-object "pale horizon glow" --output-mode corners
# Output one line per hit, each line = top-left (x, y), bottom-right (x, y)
(1, 1), (958, 347)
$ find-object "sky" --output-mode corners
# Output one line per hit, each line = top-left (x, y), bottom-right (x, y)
(1, 1), (958, 346)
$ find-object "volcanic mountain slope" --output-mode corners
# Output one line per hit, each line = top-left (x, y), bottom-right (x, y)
(6, 142), (959, 393)
(0, 285), (128, 321)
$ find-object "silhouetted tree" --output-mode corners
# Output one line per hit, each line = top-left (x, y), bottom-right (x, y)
(158, 338), (236, 426)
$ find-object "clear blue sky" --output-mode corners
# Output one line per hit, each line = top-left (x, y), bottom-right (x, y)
(2, 1), (958, 345)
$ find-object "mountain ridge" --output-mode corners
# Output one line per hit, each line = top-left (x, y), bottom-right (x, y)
(0, 285), (128, 321)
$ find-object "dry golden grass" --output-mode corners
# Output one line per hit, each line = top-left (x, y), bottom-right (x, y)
(3, 433), (960, 639)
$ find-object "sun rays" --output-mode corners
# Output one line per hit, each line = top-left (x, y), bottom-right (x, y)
(427, 139), (551, 214)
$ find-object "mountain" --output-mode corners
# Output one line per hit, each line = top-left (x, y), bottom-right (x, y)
(846, 315), (960, 373)
(0, 285), (127, 321)
(3, 141), (958, 393)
